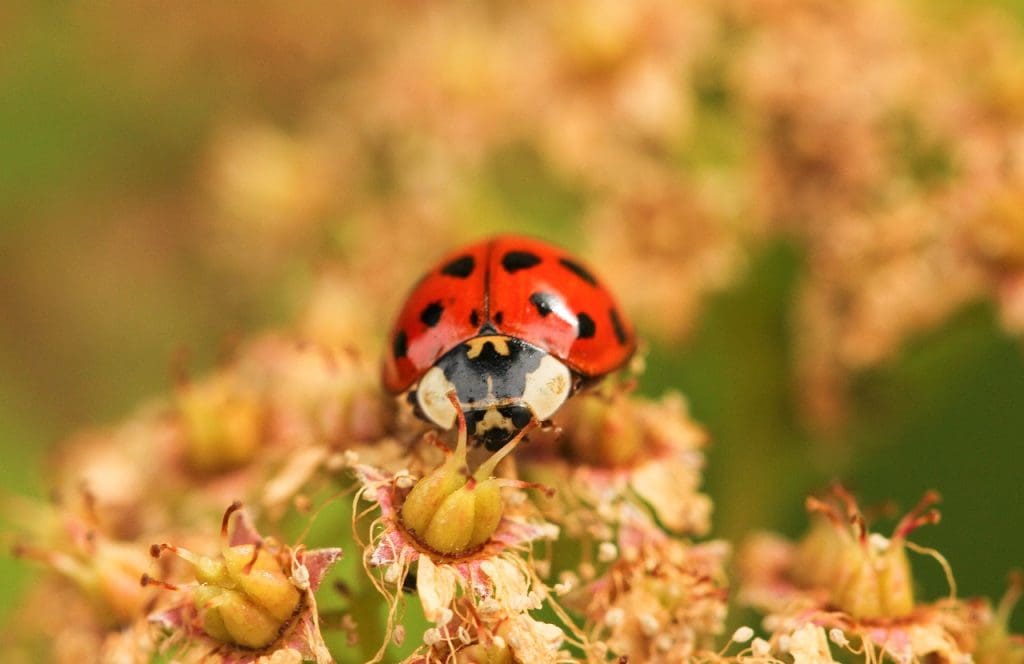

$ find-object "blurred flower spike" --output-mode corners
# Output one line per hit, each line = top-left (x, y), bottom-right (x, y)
(143, 501), (342, 663)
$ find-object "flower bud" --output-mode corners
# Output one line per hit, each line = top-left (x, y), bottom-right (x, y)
(420, 482), (479, 554)
(192, 545), (301, 648)
(557, 392), (643, 468)
(796, 487), (939, 620)
(466, 480), (503, 550)
(455, 641), (513, 664)
(147, 506), (304, 650)
(403, 466), (508, 556)
(11, 502), (155, 628)
(400, 396), (527, 556)
(400, 458), (468, 536)
(176, 373), (266, 473)
(974, 573), (1024, 664)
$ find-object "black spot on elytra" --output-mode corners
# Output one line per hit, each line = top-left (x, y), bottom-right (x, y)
(470, 310), (480, 327)
(609, 308), (627, 345)
(494, 311), (504, 325)
(441, 255), (475, 278)
(559, 257), (597, 285)
(577, 312), (596, 338)
(530, 292), (559, 317)
(502, 250), (541, 273)
(393, 330), (408, 358)
(420, 301), (444, 327)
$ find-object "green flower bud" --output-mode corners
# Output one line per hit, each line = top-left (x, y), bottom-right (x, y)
(400, 397), (528, 556)
(177, 373), (266, 473)
(147, 506), (304, 650)
(797, 488), (939, 620)
(455, 641), (513, 664)
(467, 479), (503, 550)
(191, 545), (301, 648)
(422, 483), (478, 554)
(400, 456), (468, 536)
(558, 392), (643, 468)
(194, 585), (284, 649)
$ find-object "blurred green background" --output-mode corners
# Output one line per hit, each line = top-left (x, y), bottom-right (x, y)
(2, 0), (1023, 642)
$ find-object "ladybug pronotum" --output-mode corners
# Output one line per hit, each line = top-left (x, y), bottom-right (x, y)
(383, 235), (636, 450)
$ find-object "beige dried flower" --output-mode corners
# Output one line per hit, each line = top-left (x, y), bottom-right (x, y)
(582, 512), (729, 662)
(525, 389), (712, 538)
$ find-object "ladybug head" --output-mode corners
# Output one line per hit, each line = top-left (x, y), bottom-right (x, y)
(411, 334), (573, 449)
(464, 404), (534, 451)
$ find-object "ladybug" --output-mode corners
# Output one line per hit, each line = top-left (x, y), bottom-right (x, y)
(383, 235), (636, 450)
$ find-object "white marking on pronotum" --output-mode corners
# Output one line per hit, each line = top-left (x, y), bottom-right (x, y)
(417, 366), (457, 429)
(521, 354), (571, 421)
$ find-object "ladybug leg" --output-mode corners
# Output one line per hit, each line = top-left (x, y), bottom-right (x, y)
(537, 419), (558, 432)
(421, 429), (452, 457)
(619, 376), (639, 395)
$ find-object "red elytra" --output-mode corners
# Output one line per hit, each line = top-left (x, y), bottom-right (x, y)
(382, 235), (635, 394)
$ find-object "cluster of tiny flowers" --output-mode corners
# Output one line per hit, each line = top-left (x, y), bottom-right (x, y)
(11, 310), (1020, 662)
(6, 333), (383, 662)
(6, 314), (736, 662)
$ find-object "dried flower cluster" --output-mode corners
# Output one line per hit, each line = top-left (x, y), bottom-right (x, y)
(4, 328), (723, 662)
(6, 326), (1022, 662)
